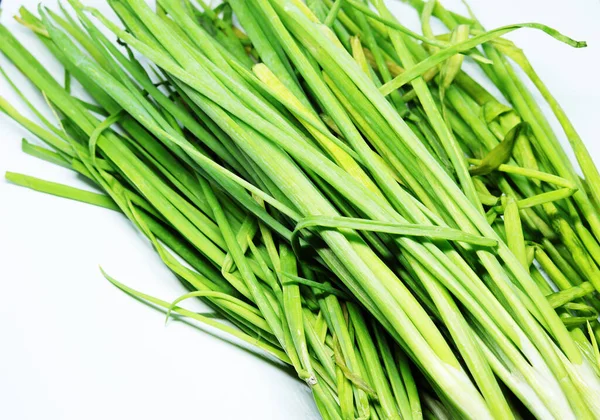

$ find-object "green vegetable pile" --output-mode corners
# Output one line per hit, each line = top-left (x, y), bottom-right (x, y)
(3, 0), (600, 418)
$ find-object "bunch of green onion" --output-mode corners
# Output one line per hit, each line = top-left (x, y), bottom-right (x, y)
(3, 0), (600, 418)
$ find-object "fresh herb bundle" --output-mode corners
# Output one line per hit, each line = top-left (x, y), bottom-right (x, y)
(2, 1), (600, 418)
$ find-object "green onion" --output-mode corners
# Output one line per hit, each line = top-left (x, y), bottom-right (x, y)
(3, 1), (600, 418)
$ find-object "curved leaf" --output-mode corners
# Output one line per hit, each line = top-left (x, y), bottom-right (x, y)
(291, 215), (497, 257)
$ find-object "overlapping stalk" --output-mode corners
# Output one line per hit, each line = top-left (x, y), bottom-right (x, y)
(3, 0), (600, 418)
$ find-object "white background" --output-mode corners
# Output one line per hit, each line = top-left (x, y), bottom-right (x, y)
(1, 1), (599, 419)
